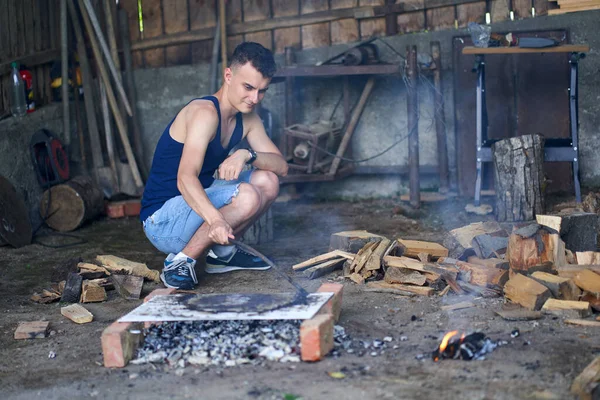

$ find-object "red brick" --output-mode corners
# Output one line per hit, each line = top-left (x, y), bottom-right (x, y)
(101, 321), (143, 368)
(300, 313), (334, 362)
(317, 283), (344, 322)
(123, 199), (141, 217)
(105, 202), (125, 219)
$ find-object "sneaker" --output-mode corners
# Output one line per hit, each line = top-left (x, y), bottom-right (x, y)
(205, 247), (272, 274)
(160, 253), (198, 289)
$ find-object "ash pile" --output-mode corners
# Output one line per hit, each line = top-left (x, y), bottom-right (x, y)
(132, 320), (397, 368)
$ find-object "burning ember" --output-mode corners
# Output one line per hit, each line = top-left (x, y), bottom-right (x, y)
(432, 331), (503, 361)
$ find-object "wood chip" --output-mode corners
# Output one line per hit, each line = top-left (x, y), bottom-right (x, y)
(441, 301), (475, 311)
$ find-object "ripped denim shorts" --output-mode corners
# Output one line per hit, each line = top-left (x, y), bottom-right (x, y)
(142, 169), (253, 254)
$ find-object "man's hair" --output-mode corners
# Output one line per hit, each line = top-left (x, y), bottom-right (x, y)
(230, 42), (276, 79)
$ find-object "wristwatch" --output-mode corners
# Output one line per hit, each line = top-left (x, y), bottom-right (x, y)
(246, 148), (257, 164)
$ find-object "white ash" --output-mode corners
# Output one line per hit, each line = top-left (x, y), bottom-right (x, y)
(132, 321), (398, 367)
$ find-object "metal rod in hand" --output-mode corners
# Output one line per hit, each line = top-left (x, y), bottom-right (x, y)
(229, 239), (309, 298)
(80, 0), (133, 116)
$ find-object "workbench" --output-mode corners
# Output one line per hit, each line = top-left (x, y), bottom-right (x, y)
(273, 63), (403, 184)
(462, 45), (589, 205)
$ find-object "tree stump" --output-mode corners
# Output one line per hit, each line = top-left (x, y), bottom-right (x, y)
(492, 134), (545, 222)
(40, 176), (104, 232)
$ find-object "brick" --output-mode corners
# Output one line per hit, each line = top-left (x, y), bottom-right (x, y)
(317, 283), (343, 322)
(101, 321), (143, 368)
(123, 199), (141, 217)
(105, 202), (125, 219)
(300, 313), (334, 362)
(14, 321), (50, 339)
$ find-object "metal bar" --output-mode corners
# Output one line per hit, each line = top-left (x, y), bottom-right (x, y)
(284, 47), (295, 159)
(569, 53), (581, 203)
(274, 64), (400, 77)
(431, 41), (449, 193)
(407, 45), (420, 208)
(474, 55), (485, 206)
(61, 0), (70, 146)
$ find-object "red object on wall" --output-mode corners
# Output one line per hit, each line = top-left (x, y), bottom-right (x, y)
(20, 69), (35, 113)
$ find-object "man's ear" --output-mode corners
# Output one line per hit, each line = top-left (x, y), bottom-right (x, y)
(224, 67), (233, 84)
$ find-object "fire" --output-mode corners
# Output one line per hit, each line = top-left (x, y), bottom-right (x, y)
(439, 330), (459, 353)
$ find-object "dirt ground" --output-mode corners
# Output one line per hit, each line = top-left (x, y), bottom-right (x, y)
(0, 195), (598, 400)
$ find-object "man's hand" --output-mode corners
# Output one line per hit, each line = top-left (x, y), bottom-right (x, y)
(217, 149), (249, 181)
(208, 218), (235, 245)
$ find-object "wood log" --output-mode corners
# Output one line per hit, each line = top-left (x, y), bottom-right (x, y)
(329, 230), (385, 253)
(80, 280), (107, 303)
(78, 262), (111, 276)
(448, 221), (504, 249)
(456, 260), (508, 287)
(530, 271), (581, 300)
(471, 233), (509, 259)
(366, 281), (434, 296)
(383, 256), (457, 280)
(397, 239), (448, 259)
(541, 299), (591, 319)
(574, 270), (600, 296)
(467, 256), (509, 270)
(303, 258), (345, 280)
(111, 275), (144, 300)
(506, 224), (566, 275)
(292, 250), (354, 271)
(61, 304), (94, 324)
(417, 252), (431, 263)
(39, 176), (104, 232)
(384, 267), (427, 286)
(350, 241), (379, 274)
(536, 212), (599, 252)
(348, 273), (365, 284)
(571, 355), (600, 400)
(60, 272), (83, 303)
(504, 273), (552, 311)
(492, 134), (545, 222)
(96, 255), (160, 282)
(558, 265), (600, 279)
(576, 252), (600, 265)
(365, 239), (391, 271)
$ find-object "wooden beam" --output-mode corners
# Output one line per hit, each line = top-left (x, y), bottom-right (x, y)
(0, 49), (60, 76)
(462, 45), (590, 54)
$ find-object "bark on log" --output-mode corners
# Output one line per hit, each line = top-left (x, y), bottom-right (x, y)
(492, 134), (545, 222)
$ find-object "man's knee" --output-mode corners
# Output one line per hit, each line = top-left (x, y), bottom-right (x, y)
(251, 170), (280, 200)
(231, 183), (261, 216)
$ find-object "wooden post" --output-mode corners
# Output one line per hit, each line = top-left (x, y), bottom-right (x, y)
(385, 0), (398, 36)
(284, 47), (296, 159)
(492, 134), (545, 222)
(60, 0), (70, 146)
(406, 45), (420, 208)
(431, 41), (449, 193)
(219, 0), (227, 75)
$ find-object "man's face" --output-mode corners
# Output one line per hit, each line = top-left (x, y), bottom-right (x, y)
(225, 62), (271, 113)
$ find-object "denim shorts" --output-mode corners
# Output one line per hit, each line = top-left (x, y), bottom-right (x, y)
(142, 170), (253, 254)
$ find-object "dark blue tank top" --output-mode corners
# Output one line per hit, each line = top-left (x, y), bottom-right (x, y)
(140, 96), (243, 221)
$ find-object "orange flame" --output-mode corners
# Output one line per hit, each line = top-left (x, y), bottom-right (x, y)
(439, 330), (460, 353)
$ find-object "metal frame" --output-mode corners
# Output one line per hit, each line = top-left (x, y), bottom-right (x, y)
(473, 51), (585, 205)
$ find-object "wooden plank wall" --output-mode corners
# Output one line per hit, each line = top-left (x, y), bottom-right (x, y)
(119, 0), (551, 70)
(0, 0), (58, 116)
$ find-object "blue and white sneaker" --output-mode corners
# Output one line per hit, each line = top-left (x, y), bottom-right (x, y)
(205, 247), (272, 274)
(160, 253), (198, 289)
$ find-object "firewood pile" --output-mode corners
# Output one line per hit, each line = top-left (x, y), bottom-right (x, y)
(295, 211), (600, 323)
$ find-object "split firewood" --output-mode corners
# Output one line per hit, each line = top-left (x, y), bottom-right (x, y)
(349, 273), (365, 285)
(446, 221), (506, 258)
(80, 280), (107, 303)
(417, 252), (431, 263)
(438, 286), (451, 296)
(384, 267), (427, 286)
(530, 271), (581, 300)
(14, 321), (50, 339)
(342, 260), (352, 277)
(582, 293), (600, 312)
(366, 281), (434, 296)
(536, 212), (599, 253)
(541, 299), (591, 319)
(506, 224), (565, 275)
(31, 289), (61, 304)
(576, 252), (600, 265)
(566, 249), (577, 264)
(365, 239), (391, 271)
(383, 256), (457, 280)
(303, 258), (345, 280)
(88, 278), (114, 290)
(458, 281), (502, 298)
(443, 275), (465, 295)
(111, 275), (143, 299)
(456, 260), (508, 287)
(329, 230), (386, 253)
(396, 239), (448, 259)
(61, 304), (94, 324)
(441, 301), (474, 311)
(565, 319), (600, 327)
(504, 273), (551, 311)
(96, 255), (160, 282)
(574, 270), (600, 297)
(467, 256), (509, 270)
(57, 281), (66, 294)
(61, 272), (83, 303)
(495, 309), (543, 321)
(364, 287), (416, 297)
(350, 241), (379, 274)
(558, 265), (600, 279)
(471, 233), (509, 259)
(292, 250), (354, 271)
(78, 262), (111, 276)
(571, 355), (600, 400)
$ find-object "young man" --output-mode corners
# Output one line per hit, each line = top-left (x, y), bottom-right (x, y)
(140, 42), (288, 289)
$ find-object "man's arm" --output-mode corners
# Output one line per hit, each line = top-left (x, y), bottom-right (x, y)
(243, 113), (288, 176)
(177, 106), (233, 244)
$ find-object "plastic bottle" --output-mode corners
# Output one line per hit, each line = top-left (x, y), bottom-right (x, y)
(10, 62), (27, 118)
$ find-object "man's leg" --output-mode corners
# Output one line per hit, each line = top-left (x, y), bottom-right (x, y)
(231, 170), (280, 236)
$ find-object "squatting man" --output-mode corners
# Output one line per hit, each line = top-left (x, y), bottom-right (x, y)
(140, 42), (288, 289)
